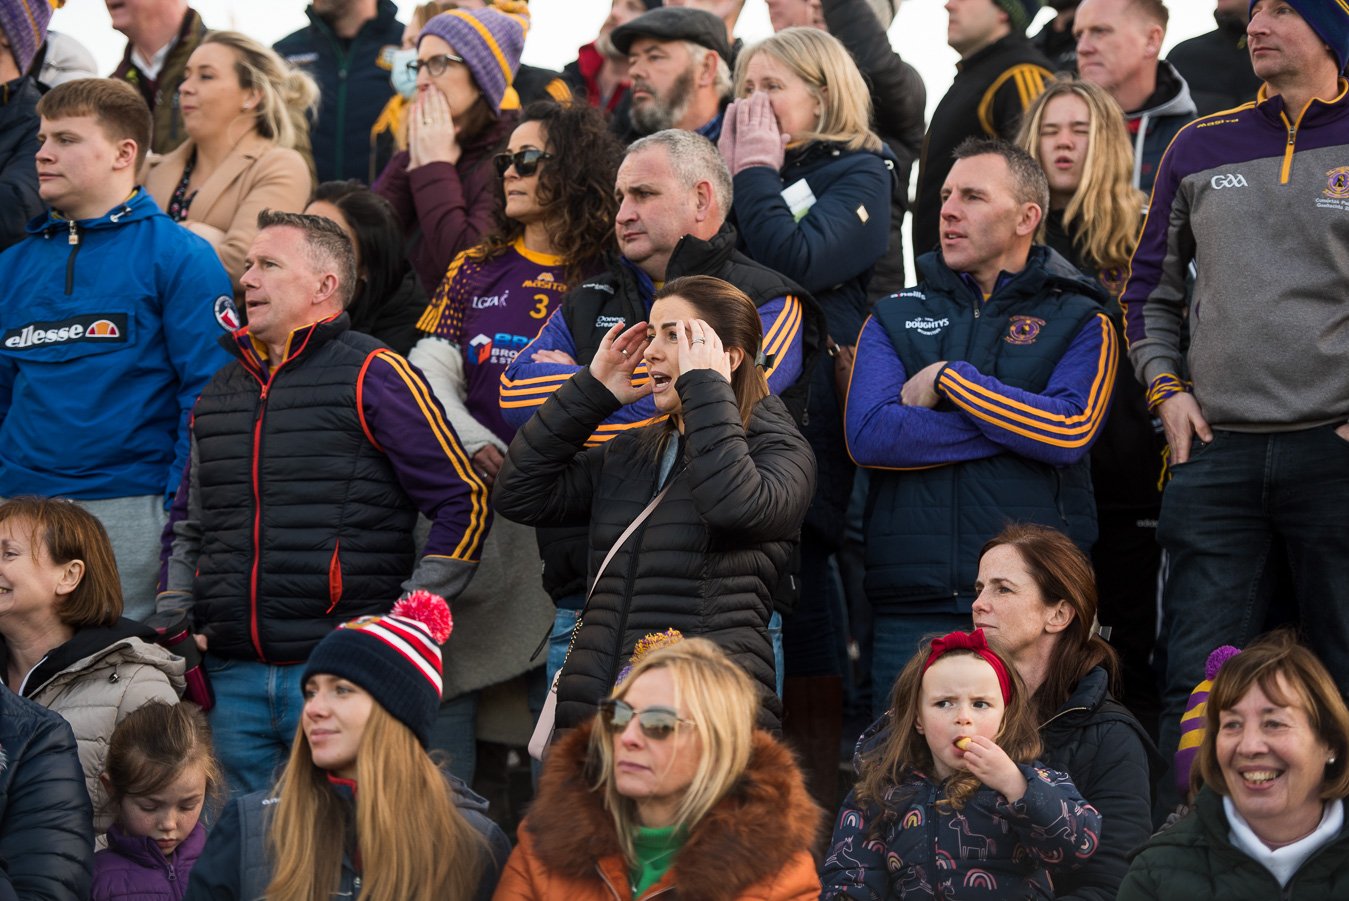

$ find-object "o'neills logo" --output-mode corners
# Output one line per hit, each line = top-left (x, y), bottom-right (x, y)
(3, 314), (128, 349)
(905, 316), (949, 336)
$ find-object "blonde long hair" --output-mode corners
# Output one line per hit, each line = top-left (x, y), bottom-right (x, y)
(265, 703), (485, 901)
(1017, 77), (1144, 274)
(588, 639), (759, 863)
(733, 27), (883, 154)
(200, 31), (319, 152)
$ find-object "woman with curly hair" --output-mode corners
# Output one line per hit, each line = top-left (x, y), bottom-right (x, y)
(407, 99), (623, 781)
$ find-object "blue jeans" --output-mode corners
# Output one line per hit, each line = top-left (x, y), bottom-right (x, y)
(205, 655), (304, 800)
(768, 611), (784, 698)
(1155, 426), (1349, 802)
(429, 691), (479, 785)
(545, 606), (582, 689)
(870, 612), (969, 718)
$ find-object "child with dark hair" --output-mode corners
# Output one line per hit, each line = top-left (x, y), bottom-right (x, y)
(821, 630), (1102, 899)
(93, 702), (219, 900)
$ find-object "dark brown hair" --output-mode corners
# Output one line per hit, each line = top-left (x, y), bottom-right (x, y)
(979, 523), (1120, 721)
(654, 275), (770, 428)
(37, 78), (152, 169)
(856, 639), (1042, 813)
(1194, 629), (1349, 800)
(103, 701), (222, 808)
(475, 100), (622, 285)
(0, 497), (122, 628)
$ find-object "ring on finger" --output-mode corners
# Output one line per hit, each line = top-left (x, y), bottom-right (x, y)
(621, 349), (629, 356)
(693, 337), (706, 344)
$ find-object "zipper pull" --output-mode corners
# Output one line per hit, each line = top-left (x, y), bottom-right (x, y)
(67, 221), (79, 246)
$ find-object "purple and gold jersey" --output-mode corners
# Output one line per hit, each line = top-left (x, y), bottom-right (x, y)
(418, 239), (568, 444)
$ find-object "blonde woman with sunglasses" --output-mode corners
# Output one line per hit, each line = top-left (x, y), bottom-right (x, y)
(493, 639), (821, 901)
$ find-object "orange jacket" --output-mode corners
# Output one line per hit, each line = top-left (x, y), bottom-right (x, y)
(492, 725), (822, 901)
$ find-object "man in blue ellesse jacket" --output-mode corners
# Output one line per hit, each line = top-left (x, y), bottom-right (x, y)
(0, 79), (230, 620)
(846, 139), (1116, 705)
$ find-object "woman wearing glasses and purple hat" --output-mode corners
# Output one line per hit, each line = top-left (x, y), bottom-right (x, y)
(493, 638), (822, 900)
(373, 7), (526, 295)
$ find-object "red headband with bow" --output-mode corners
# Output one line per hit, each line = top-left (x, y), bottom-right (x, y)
(922, 628), (1014, 705)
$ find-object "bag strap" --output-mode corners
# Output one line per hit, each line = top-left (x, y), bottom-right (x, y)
(554, 482), (671, 677)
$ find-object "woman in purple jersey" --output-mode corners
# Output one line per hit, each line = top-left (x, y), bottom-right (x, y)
(406, 100), (622, 782)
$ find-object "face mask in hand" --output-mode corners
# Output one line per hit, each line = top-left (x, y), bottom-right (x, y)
(390, 47), (419, 100)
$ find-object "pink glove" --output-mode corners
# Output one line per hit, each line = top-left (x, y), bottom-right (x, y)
(729, 92), (787, 175)
(717, 100), (740, 173)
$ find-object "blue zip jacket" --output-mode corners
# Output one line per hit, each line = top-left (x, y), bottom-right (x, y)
(275, 0), (403, 184)
(0, 190), (232, 503)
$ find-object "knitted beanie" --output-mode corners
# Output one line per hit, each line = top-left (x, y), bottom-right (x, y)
(1252, 0), (1349, 73)
(0, 0), (55, 76)
(301, 591), (453, 749)
(419, 8), (525, 114)
(995, 0), (1042, 34)
(1174, 644), (1242, 797)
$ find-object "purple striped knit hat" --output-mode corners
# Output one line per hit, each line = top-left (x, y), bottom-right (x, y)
(419, 8), (526, 115)
(1174, 645), (1242, 797)
(0, 0), (55, 75)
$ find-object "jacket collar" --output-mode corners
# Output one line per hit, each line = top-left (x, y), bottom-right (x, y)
(1125, 60), (1198, 121)
(525, 720), (822, 900)
(305, 0), (398, 38)
(29, 188), (159, 238)
(1254, 78), (1349, 130)
(226, 312), (351, 376)
(664, 222), (738, 283)
(104, 820), (208, 870)
(957, 33), (1034, 74)
(917, 244), (1110, 310)
(0, 617), (160, 698)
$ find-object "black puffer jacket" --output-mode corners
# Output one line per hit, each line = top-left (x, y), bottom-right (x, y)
(495, 368), (815, 731)
(0, 684), (93, 901)
(1038, 666), (1161, 901)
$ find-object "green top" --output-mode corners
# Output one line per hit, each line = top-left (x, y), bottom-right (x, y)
(630, 824), (685, 896)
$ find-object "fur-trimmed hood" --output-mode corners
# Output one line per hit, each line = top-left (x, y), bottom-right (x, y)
(523, 722), (823, 900)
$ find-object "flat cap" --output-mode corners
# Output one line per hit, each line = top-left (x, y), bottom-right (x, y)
(610, 7), (733, 64)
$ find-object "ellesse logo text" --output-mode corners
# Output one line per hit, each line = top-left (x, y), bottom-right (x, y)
(3, 314), (128, 349)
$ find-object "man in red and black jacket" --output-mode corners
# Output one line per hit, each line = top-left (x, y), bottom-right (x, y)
(157, 211), (489, 799)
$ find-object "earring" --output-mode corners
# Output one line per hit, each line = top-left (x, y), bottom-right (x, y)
(1331, 757), (1338, 765)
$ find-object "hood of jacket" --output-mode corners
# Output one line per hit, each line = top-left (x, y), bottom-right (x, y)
(525, 721), (822, 900)
(917, 243), (1111, 311)
(1126, 60), (1198, 123)
(26, 187), (163, 238)
(3, 618), (186, 698)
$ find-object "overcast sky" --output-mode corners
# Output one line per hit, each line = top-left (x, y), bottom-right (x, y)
(52, 0), (1225, 123)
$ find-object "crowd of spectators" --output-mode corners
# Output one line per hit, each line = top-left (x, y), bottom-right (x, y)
(0, 0), (1344, 898)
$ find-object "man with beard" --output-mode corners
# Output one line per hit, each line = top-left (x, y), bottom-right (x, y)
(275, 0), (403, 183)
(106, 0), (207, 154)
(563, 0), (657, 122)
(609, 6), (734, 142)
(1168, 0), (1262, 115)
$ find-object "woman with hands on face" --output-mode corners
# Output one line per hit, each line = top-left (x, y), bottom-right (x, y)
(494, 276), (815, 736)
(373, 8), (525, 294)
(821, 629), (1103, 900)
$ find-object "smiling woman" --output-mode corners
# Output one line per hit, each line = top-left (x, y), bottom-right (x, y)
(1120, 630), (1349, 900)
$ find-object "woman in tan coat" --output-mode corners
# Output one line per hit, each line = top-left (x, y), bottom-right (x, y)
(145, 31), (316, 297)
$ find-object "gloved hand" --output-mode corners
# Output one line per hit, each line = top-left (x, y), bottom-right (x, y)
(727, 92), (788, 174)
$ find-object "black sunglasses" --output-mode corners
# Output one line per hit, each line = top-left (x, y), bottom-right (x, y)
(407, 53), (465, 78)
(597, 699), (693, 740)
(494, 149), (554, 178)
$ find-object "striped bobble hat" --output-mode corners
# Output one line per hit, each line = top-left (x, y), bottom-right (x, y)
(1174, 644), (1242, 797)
(302, 591), (453, 748)
(419, 8), (526, 114)
(0, 0), (60, 76)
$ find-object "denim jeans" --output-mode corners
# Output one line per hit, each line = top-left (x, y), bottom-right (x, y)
(1154, 426), (1349, 801)
(870, 612), (969, 718)
(429, 691), (479, 785)
(768, 611), (784, 698)
(205, 655), (304, 800)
